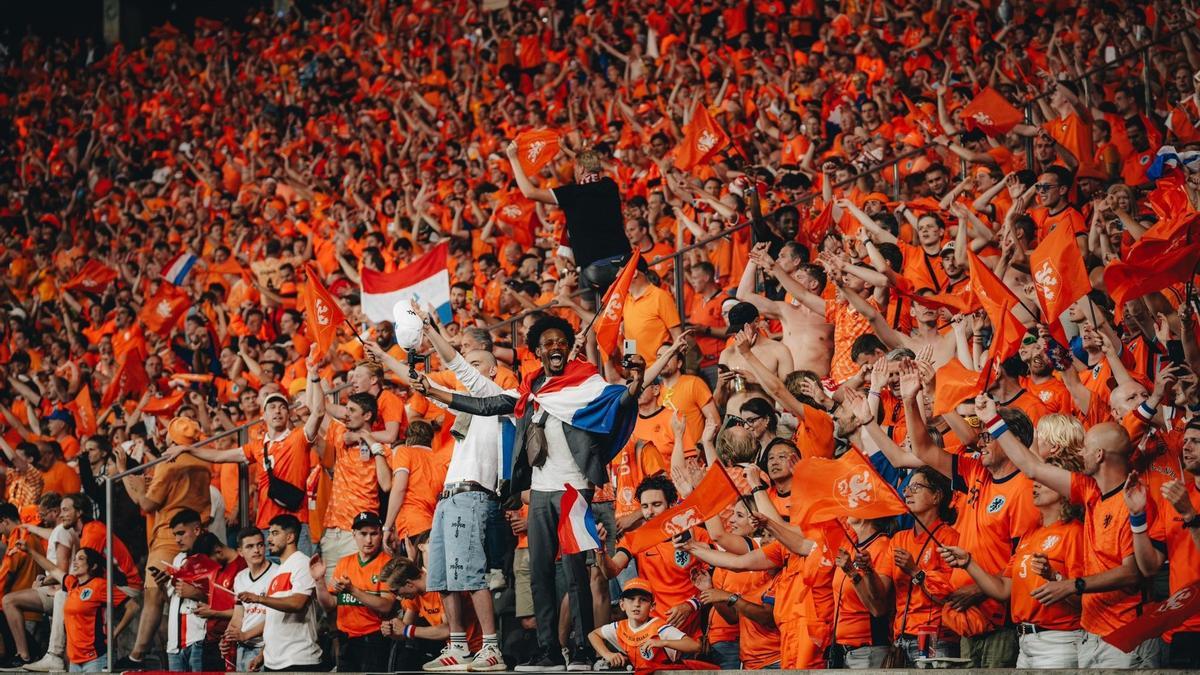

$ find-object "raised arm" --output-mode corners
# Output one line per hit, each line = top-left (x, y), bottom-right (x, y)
(973, 394), (1071, 496)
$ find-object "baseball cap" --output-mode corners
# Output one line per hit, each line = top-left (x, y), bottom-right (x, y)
(621, 577), (654, 599)
(726, 301), (760, 335)
(939, 242), (956, 257)
(262, 392), (289, 408)
(167, 417), (202, 446)
(352, 511), (383, 530)
(47, 409), (73, 424)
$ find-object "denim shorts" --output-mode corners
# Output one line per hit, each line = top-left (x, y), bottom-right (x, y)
(427, 491), (489, 592)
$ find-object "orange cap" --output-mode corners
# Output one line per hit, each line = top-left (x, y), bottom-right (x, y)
(621, 577), (654, 598)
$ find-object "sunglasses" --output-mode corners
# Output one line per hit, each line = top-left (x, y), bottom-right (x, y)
(1034, 183), (1061, 192)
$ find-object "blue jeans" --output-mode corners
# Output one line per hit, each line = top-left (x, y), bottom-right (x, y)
(710, 640), (741, 669)
(69, 656), (105, 672)
(427, 491), (490, 592)
(168, 642), (205, 672)
(238, 644), (264, 672)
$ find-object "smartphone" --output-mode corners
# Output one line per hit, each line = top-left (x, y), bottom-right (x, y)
(1168, 340), (1186, 366)
(622, 339), (637, 357)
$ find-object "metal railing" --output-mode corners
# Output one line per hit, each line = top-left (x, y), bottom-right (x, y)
(102, 381), (350, 672)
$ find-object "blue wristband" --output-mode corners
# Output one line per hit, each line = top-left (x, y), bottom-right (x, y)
(1129, 511), (1148, 534)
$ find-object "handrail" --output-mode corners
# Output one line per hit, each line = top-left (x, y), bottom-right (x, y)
(103, 379), (350, 672)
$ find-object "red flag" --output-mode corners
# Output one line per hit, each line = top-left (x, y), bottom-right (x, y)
(1145, 169), (1193, 223)
(1029, 219), (1091, 347)
(101, 356), (150, 408)
(895, 278), (981, 315)
(901, 92), (939, 135)
(959, 87), (1023, 136)
(967, 251), (1027, 362)
(593, 250), (642, 358)
(73, 385), (97, 436)
(790, 450), (907, 528)
(626, 463), (742, 554)
(62, 260), (119, 293)
(933, 358), (987, 416)
(1104, 242), (1200, 310)
(139, 284), (190, 337)
(514, 129), (561, 177)
(674, 103), (730, 172)
(302, 264), (347, 354)
(1103, 579), (1200, 652)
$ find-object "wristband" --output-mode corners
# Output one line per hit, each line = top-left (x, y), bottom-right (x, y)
(1135, 402), (1157, 422)
(868, 390), (881, 398)
(750, 485), (769, 495)
(1129, 511), (1148, 534)
(985, 416), (1009, 439)
(403, 625), (417, 639)
(687, 597), (702, 611)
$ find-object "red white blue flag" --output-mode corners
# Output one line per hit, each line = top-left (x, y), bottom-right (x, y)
(360, 241), (451, 324)
(162, 251), (199, 285)
(558, 484), (601, 554)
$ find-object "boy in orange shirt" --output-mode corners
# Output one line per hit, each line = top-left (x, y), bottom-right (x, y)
(588, 577), (700, 671)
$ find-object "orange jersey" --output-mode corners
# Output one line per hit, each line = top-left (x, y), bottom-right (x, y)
(243, 427), (312, 527)
(891, 523), (959, 637)
(65, 575), (127, 666)
(323, 421), (382, 531)
(1147, 471), (1200, 640)
(388, 445), (447, 538)
(831, 532), (894, 647)
(616, 529), (710, 637)
(827, 298), (878, 383)
(403, 592), (482, 652)
(599, 617), (688, 669)
(944, 455), (1040, 636)
(1003, 519), (1085, 630)
(330, 551), (393, 637)
(1069, 473), (1143, 636)
(610, 439), (667, 521)
(658, 374), (713, 450)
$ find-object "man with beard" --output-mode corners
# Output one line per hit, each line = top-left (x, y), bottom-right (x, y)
(417, 316), (667, 671)
(1020, 332), (1073, 414)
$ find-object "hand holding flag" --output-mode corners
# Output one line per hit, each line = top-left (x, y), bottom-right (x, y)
(302, 264), (348, 354)
(558, 484), (602, 555)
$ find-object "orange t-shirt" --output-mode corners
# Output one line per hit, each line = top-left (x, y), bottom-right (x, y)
(375, 389), (410, 441)
(831, 532), (894, 647)
(826, 298), (878, 383)
(243, 427), (312, 527)
(1004, 519), (1085, 630)
(658, 374), (713, 450)
(388, 445), (447, 538)
(323, 421), (381, 532)
(616, 528), (711, 638)
(610, 439), (667, 520)
(622, 284), (682, 362)
(330, 550), (393, 637)
(1147, 469), (1200, 640)
(943, 455), (1040, 636)
(65, 575), (127, 666)
(793, 405), (835, 459)
(1069, 473), (1143, 636)
(1020, 375), (1074, 416)
(41, 460), (82, 496)
(403, 591), (482, 651)
(1030, 205), (1086, 242)
(890, 522), (959, 637)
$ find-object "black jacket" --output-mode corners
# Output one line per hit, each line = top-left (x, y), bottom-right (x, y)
(448, 375), (637, 500)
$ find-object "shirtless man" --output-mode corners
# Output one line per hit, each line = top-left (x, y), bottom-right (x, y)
(734, 242), (834, 376)
(718, 302), (795, 402)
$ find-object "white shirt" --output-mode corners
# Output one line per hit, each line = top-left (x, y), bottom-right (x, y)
(531, 414), (588, 492)
(165, 551), (208, 653)
(232, 561), (277, 649)
(262, 549), (322, 669)
(440, 354), (512, 490)
(209, 485), (227, 543)
(47, 524), (78, 567)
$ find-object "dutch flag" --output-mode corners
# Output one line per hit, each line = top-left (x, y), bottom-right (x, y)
(360, 241), (452, 325)
(558, 484), (601, 554)
(162, 251), (199, 285)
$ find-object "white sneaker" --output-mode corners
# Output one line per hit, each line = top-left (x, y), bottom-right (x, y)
(467, 644), (507, 672)
(487, 568), (507, 591)
(25, 653), (64, 672)
(423, 644), (473, 672)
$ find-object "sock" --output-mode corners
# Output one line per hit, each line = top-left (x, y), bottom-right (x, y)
(450, 632), (469, 653)
(483, 633), (498, 648)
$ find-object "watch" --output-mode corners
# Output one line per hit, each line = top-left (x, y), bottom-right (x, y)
(1073, 578), (1087, 595)
(1183, 514), (1200, 529)
(369, 443), (387, 457)
(912, 570), (926, 586)
(726, 593), (740, 607)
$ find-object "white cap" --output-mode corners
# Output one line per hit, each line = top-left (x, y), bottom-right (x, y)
(393, 303), (424, 350)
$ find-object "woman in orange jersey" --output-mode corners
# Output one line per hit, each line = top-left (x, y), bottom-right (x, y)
(830, 517), (895, 669)
(889, 467), (961, 665)
(941, 452), (1086, 668)
(42, 546), (129, 672)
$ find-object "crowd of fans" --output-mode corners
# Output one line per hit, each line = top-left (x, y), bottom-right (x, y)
(0, 0), (1199, 671)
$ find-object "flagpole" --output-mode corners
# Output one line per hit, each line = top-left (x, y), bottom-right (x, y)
(835, 517), (862, 552)
(907, 507), (945, 549)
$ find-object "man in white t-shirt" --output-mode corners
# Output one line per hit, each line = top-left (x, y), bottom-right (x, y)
(226, 528), (276, 672)
(236, 514), (323, 671)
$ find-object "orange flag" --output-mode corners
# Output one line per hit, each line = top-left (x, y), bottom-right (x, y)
(302, 264), (347, 354)
(790, 450), (907, 528)
(62, 260), (119, 293)
(960, 87), (1023, 136)
(1030, 219), (1091, 347)
(967, 251), (1027, 362)
(800, 201), (834, 245)
(142, 391), (186, 417)
(514, 129), (561, 177)
(933, 358), (987, 416)
(73, 385), (97, 436)
(101, 356), (150, 408)
(626, 463), (742, 554)
(593, 250), (642, 358)
(901, 92), (939, 135)
(495, 190), (539, 247)
(1103, 579), (1200, 652)
(139, 284), (191, 337)
(674, 102), (730, 172)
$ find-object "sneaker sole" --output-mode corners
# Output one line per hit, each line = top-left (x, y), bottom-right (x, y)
(467, 662), (508, 672)
(423, 665), (473, 673)
(514, 666), (566, 672)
